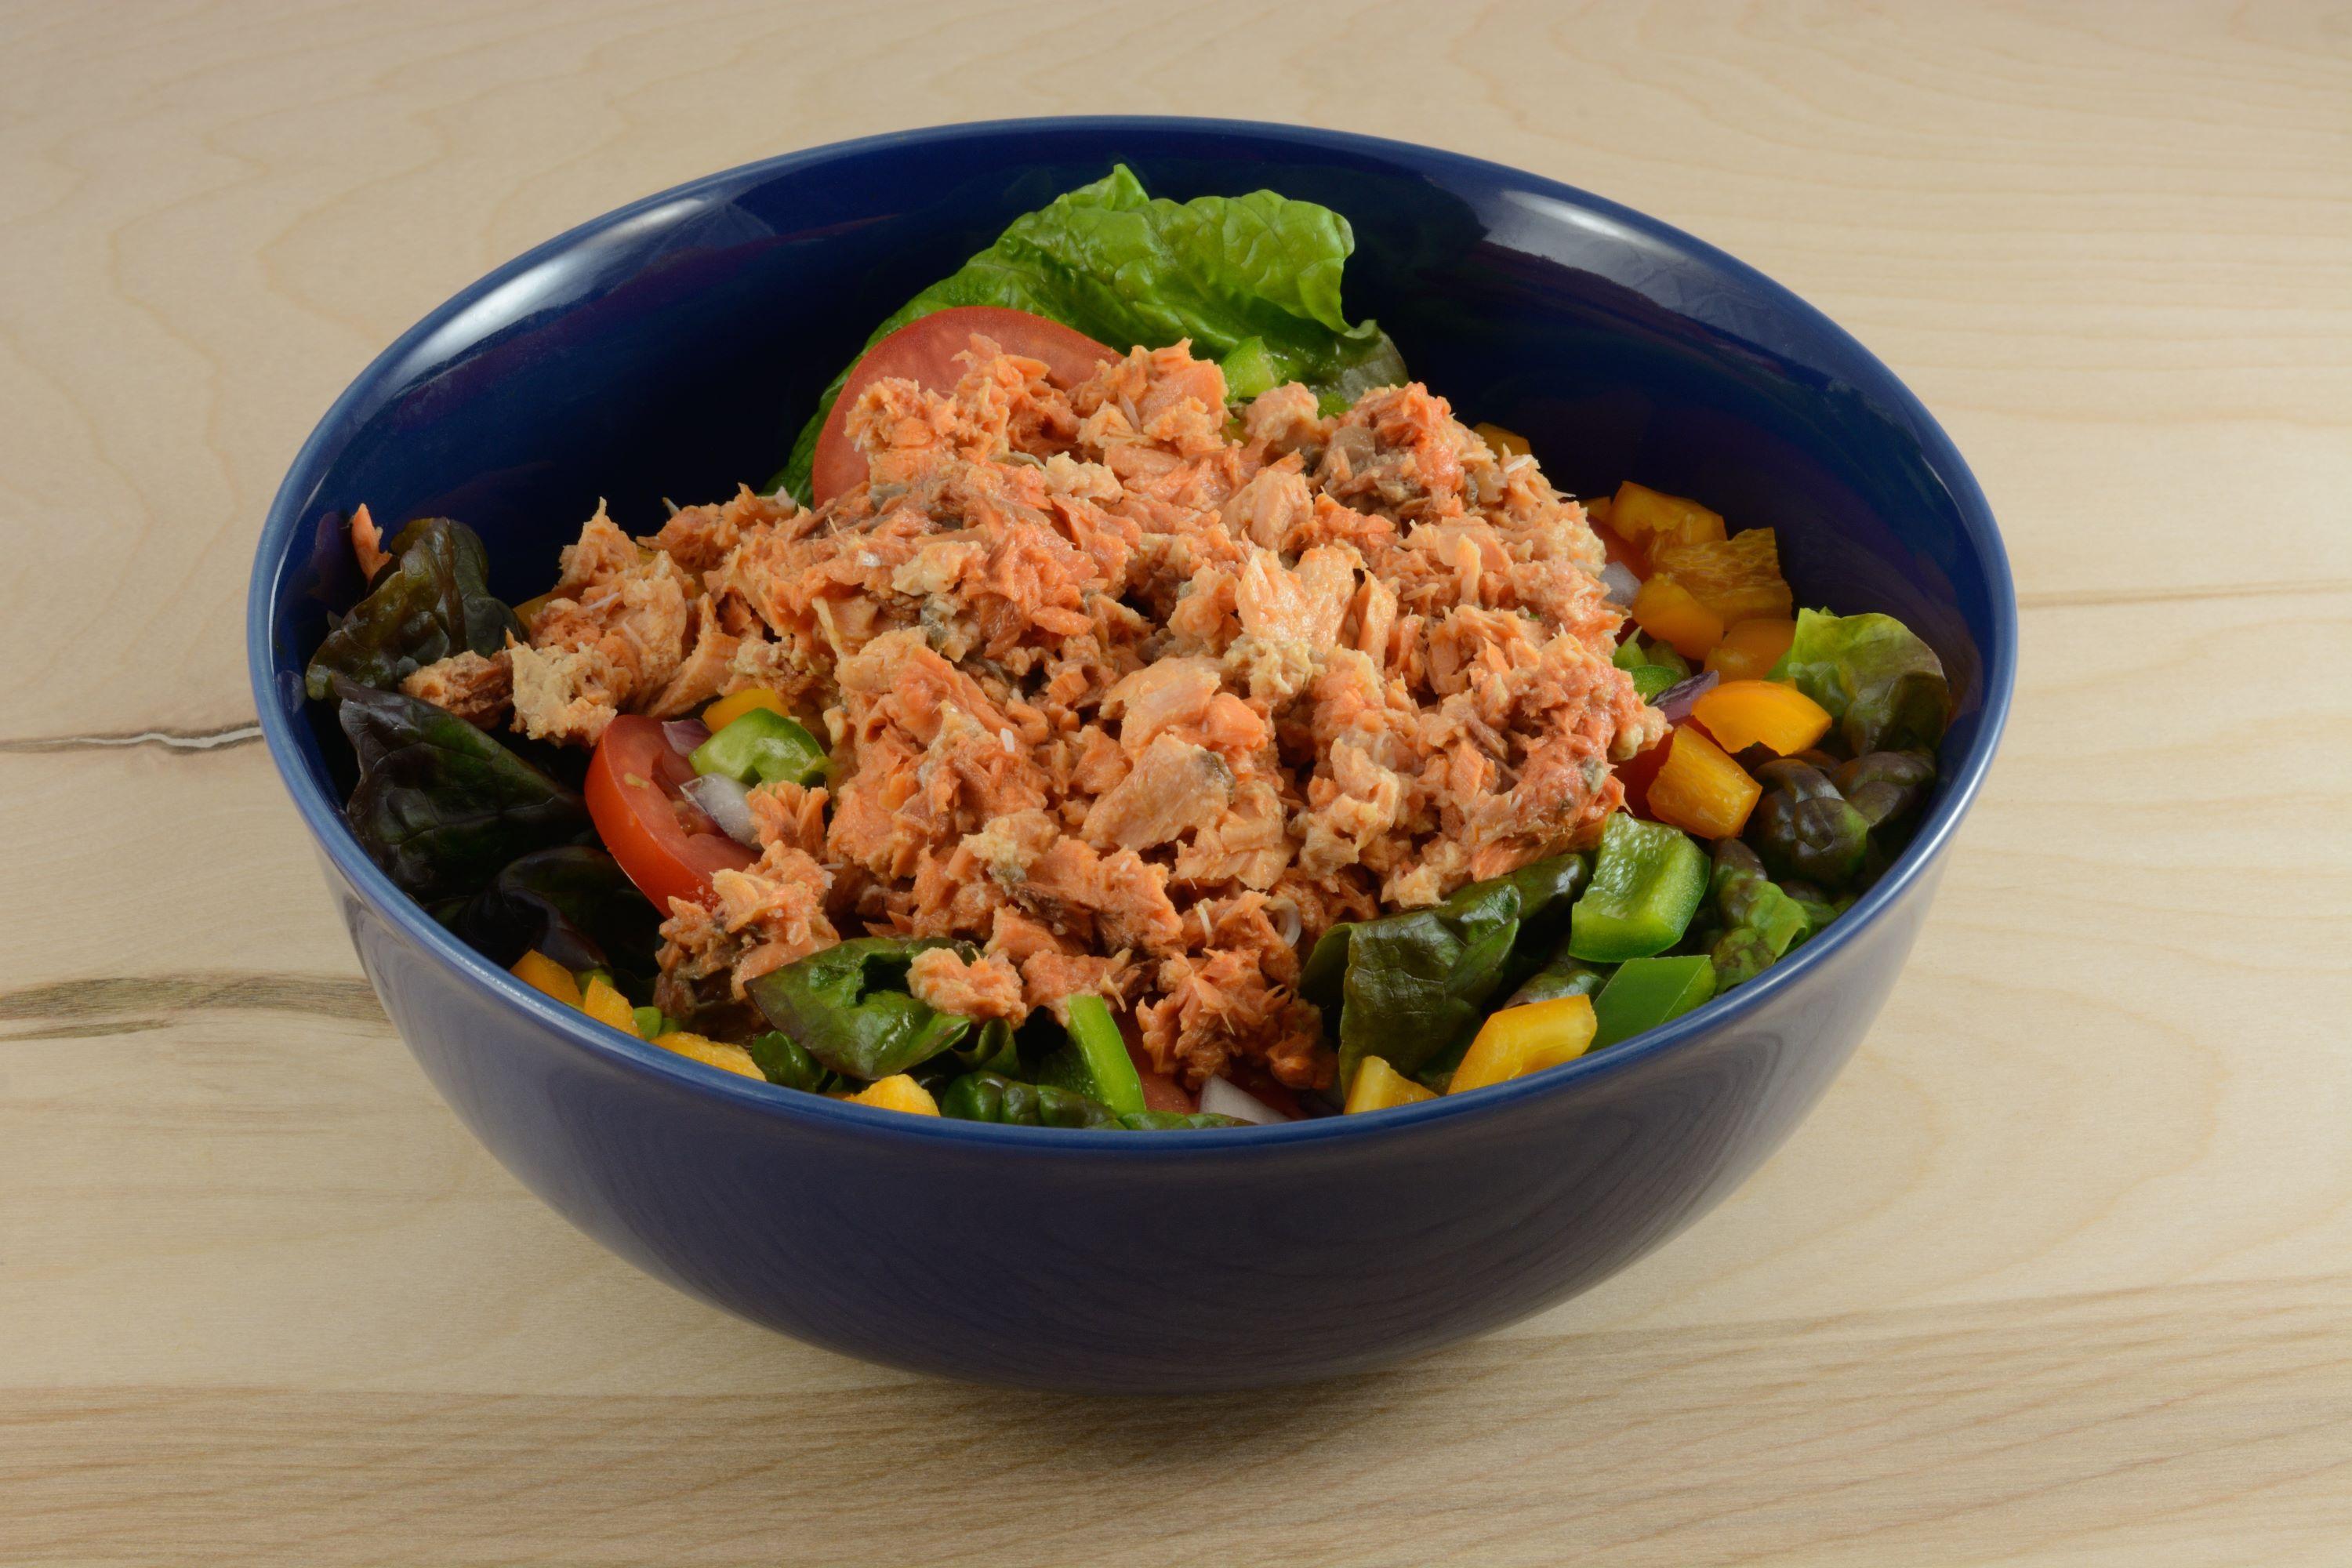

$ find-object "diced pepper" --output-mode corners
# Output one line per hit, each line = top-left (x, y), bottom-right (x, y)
(1590, 956), (1716, 1050)
(1650, 529), (1792, 627)
(579, 973), (640, 1036)
(1473, 421), (1531, 459)
(1628, 664), (1680, 702)
(1610, 481), (1726, 559)
(1630, 575), (1726, 661)
(1568, 814), (1710, 962)
(1345, 1055), (1441, 1113)
(650, 1029), (764, 1080)
(691, 706), (827, 787)
(1691, 679), (1834, 757)
(1646, 725), (1763, 839)
(1220, 339), (1280, 400)
(1038, 994), (1148, 1118)
(1613, 634), (1686, 701)
(702, 686), (787, 732)
(848, 1073), (942, 1116)
(1583, 494), (1613, 528)
(1450, 994), (1598, 1094)
(1704, 616), (1797, 681)
(510, 949), (581, 1008)
(1613, 727), (1675, 818)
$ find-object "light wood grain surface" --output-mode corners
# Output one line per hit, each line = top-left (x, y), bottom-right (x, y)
(3, 2), (2348, 1563)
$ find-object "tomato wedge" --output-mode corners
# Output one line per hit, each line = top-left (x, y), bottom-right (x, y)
(586, 716), (756, 913)
(810, 306), (1119, 507)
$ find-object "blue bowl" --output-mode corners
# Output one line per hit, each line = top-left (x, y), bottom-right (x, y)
(249, 118), (2014, 1392)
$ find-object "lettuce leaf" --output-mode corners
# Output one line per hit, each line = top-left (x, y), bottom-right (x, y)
(1773, 608), (1951, 754)
(333, 677), (590, 906)
(776, 165), (1406, 499)
(305, 517), (521, 703)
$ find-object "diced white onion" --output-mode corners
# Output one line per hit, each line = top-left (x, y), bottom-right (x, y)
(1600, 561), (1642, 605)
(680, 773), (760, 847)
(1200, 1076), (1290, 1125)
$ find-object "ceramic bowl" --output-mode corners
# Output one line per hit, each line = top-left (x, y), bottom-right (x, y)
(250, 118), (2014, 1391)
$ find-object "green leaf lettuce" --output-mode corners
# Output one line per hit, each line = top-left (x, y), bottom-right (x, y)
(778, 165), (1406, 498)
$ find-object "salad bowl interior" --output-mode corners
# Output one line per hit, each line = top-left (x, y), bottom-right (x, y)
(251, 117), (2013, 1390)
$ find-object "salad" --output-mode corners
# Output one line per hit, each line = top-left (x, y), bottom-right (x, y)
(307, 167), (1951, 1128)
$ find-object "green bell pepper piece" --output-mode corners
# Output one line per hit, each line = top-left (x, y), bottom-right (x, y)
(1567, 814), (1708, 962)
(691, 707), (828, 787)
(1033, 994), (1146, 1117)
(1590, 956), (1716, 1050)
(1613, 635), (1686, 700)
(1628, 664), (1681, 702)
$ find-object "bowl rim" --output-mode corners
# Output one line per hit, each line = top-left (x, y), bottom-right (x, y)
(248, 113), (2017, 1152)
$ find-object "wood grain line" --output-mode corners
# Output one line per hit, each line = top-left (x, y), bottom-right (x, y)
(0, 973), (381, 1029)
(0, 721), (261, 755)
(2017, 579), (2352, 611)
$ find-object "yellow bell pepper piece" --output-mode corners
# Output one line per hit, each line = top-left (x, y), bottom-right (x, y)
(510, 949), (581, 1008)
(1646, 725), (1762, 839)
(1450, 995), (1597, 1094)
(1630, 574), (1726, 661)
(1345, 1056), (1439, 1113)
(1610, 481), (1726, 557)
(1583, 493), (1613, 528)
(1704, 616), (1796, 681)
(579, 974), (641, 1036)
(651, 1029), (764, 1080)
(1472, 421), (1531, 459)
(1691, 679), (1833, 757)
(847, 1074), (941, 1116)
(1650, 529), (1792, 627)
(703, 686), (788, 731)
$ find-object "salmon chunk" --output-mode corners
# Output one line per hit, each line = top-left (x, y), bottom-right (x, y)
(504, 340), (1653, 1090)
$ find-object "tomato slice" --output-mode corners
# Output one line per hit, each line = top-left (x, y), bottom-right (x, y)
(586, 716), (757, 913)
(810, 306), (1119, 507)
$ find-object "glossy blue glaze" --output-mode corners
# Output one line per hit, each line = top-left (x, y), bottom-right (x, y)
(250, 118), (2014, 1392)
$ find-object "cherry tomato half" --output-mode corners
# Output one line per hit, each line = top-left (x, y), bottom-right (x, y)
(586, 716), (756, 913)
(811, 306), (1119, 506)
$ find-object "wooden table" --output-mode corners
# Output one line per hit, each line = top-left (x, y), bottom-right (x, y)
(3, 2), (2347, 1562)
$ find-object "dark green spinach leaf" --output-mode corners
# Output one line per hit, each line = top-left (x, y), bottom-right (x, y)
(744, 936), (975, 1080)
(1303, 851), (1588, 1090)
